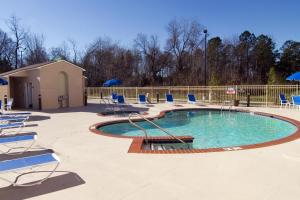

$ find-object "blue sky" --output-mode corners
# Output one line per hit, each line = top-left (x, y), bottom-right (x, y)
(0, 0), (299, 50)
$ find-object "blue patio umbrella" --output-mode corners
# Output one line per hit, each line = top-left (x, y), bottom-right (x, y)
(286, 72), (300, 81)
(102, 79), (122, 87)
(0, 77), (8, 85)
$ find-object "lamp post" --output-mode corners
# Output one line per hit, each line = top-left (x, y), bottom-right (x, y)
(203, 29), (208, 86)
(20, 47), (26, 67)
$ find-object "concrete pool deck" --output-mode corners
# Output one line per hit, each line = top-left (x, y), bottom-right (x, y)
(1, 100), (300, 200)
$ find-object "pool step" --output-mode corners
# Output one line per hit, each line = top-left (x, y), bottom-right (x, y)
(144, 142), (193, 151)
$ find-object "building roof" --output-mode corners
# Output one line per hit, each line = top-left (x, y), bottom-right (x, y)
(0, 60), (85, 77)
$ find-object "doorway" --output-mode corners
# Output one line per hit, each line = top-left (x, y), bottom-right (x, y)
(24, 82), (33, 108)
(58, 71), (69, 107)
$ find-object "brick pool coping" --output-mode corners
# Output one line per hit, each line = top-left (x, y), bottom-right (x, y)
(89, 108), (300, 154)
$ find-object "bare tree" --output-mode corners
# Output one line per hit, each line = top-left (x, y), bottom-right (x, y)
(7, 15), (27, 68)
(68, 38), (80, 64)
(24, 33), (49, 65)
(165, 19), (204, 84)
(49, 42), (70, 61)
(134, 34), (164, 84)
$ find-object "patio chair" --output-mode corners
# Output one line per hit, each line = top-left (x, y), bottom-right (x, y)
(0, 132), (37, 154)
(111, 93), (118, 103)
(187, 94), (197, 104)
(138, 94), (147, 104)
(0, 152), (60, 186)
(0, 115), (29, 123)
(5, 98), (14, 111)
(165, 94), (174, 104)
(117, 95), (127, 105)
(279, 94), (290, 108)
(0, 112), (31, 116)
(292, 95), (300, 109)
(0, 121), (26, 136)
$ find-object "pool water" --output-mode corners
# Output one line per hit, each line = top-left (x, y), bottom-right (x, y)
(98, 110), (297, 149)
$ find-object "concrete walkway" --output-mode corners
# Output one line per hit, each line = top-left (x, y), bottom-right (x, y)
(1, 101), (300, 200)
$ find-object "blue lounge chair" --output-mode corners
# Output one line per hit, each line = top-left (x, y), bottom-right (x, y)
(0, 133), (37, 154)
(279, 94), (290, 108)
(166, 94), (174, 104)
(187, 94), (197, 104)
(0, 121), (26, 136)
(117, 95), (126, 105)
(292, 96), (300, 109)
(111, 93), (118, 103)
(138, 94), (147, 104)
(0, 112), (31, 116)
(0, 115), (29, 123)
(0, 153), (60, 186)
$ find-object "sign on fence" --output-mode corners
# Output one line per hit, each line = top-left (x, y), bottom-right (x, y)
(226, 87), (236, 94)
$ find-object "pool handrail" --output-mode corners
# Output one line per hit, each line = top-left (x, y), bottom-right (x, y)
(128, 113), (189, 148)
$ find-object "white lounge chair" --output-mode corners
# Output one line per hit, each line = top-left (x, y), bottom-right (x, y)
(5, 99), (14, 111)
(0, 121), (27, 136)
(0, 153), (60, 186)
(0, 132), (37, 154)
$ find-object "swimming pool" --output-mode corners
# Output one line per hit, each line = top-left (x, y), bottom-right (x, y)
(97, 109), (298, 150)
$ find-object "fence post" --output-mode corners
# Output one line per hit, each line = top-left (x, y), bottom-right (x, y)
(135, 87), (138, 102)
(235, 85), (238, 100)
(265, 85), (268, 107)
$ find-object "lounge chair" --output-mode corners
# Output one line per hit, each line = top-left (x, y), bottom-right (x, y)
(0, 132), (37, 154)
(292, 96), (300, 109)
(138, 94), (147, 104)
(0, 112), (31, 116)
(117, 95), (127, 105)
(111, 93), (118, 103)
(0, 115), (29, 123)
(5, 98), (13, 111)
(0, 153), (60, 186)
(0, 121), (26, 136)
(165, 94), (174, 104)
(187, 94), (197, 104)
(279, 94), (290, 108)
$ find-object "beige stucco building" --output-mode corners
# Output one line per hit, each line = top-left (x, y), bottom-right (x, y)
(0, 60), (85, 110)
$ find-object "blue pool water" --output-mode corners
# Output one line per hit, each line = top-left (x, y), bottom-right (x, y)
(98, 110), (297, 149)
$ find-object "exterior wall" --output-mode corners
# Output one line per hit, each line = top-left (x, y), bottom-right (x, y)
(0, 85), (8, 109)
(39, 61), (84, 110)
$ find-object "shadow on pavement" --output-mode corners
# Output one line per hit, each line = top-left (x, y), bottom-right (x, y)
(0, 172), (85, 200)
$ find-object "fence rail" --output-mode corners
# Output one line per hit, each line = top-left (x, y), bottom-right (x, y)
(86, 85), (299, 107)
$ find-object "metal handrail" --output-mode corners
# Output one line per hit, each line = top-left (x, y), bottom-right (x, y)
(100, 98), (119, 113)
(221, 100), (233, 112)
(128, 113), (188, 147)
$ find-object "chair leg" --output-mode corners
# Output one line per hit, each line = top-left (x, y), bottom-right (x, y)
(12, 162), (60, 187)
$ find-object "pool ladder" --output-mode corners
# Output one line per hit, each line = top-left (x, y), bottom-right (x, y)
(128, 113), (190, 149)
(100, 98), (121, 113)
(221, 101), (233, 112)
